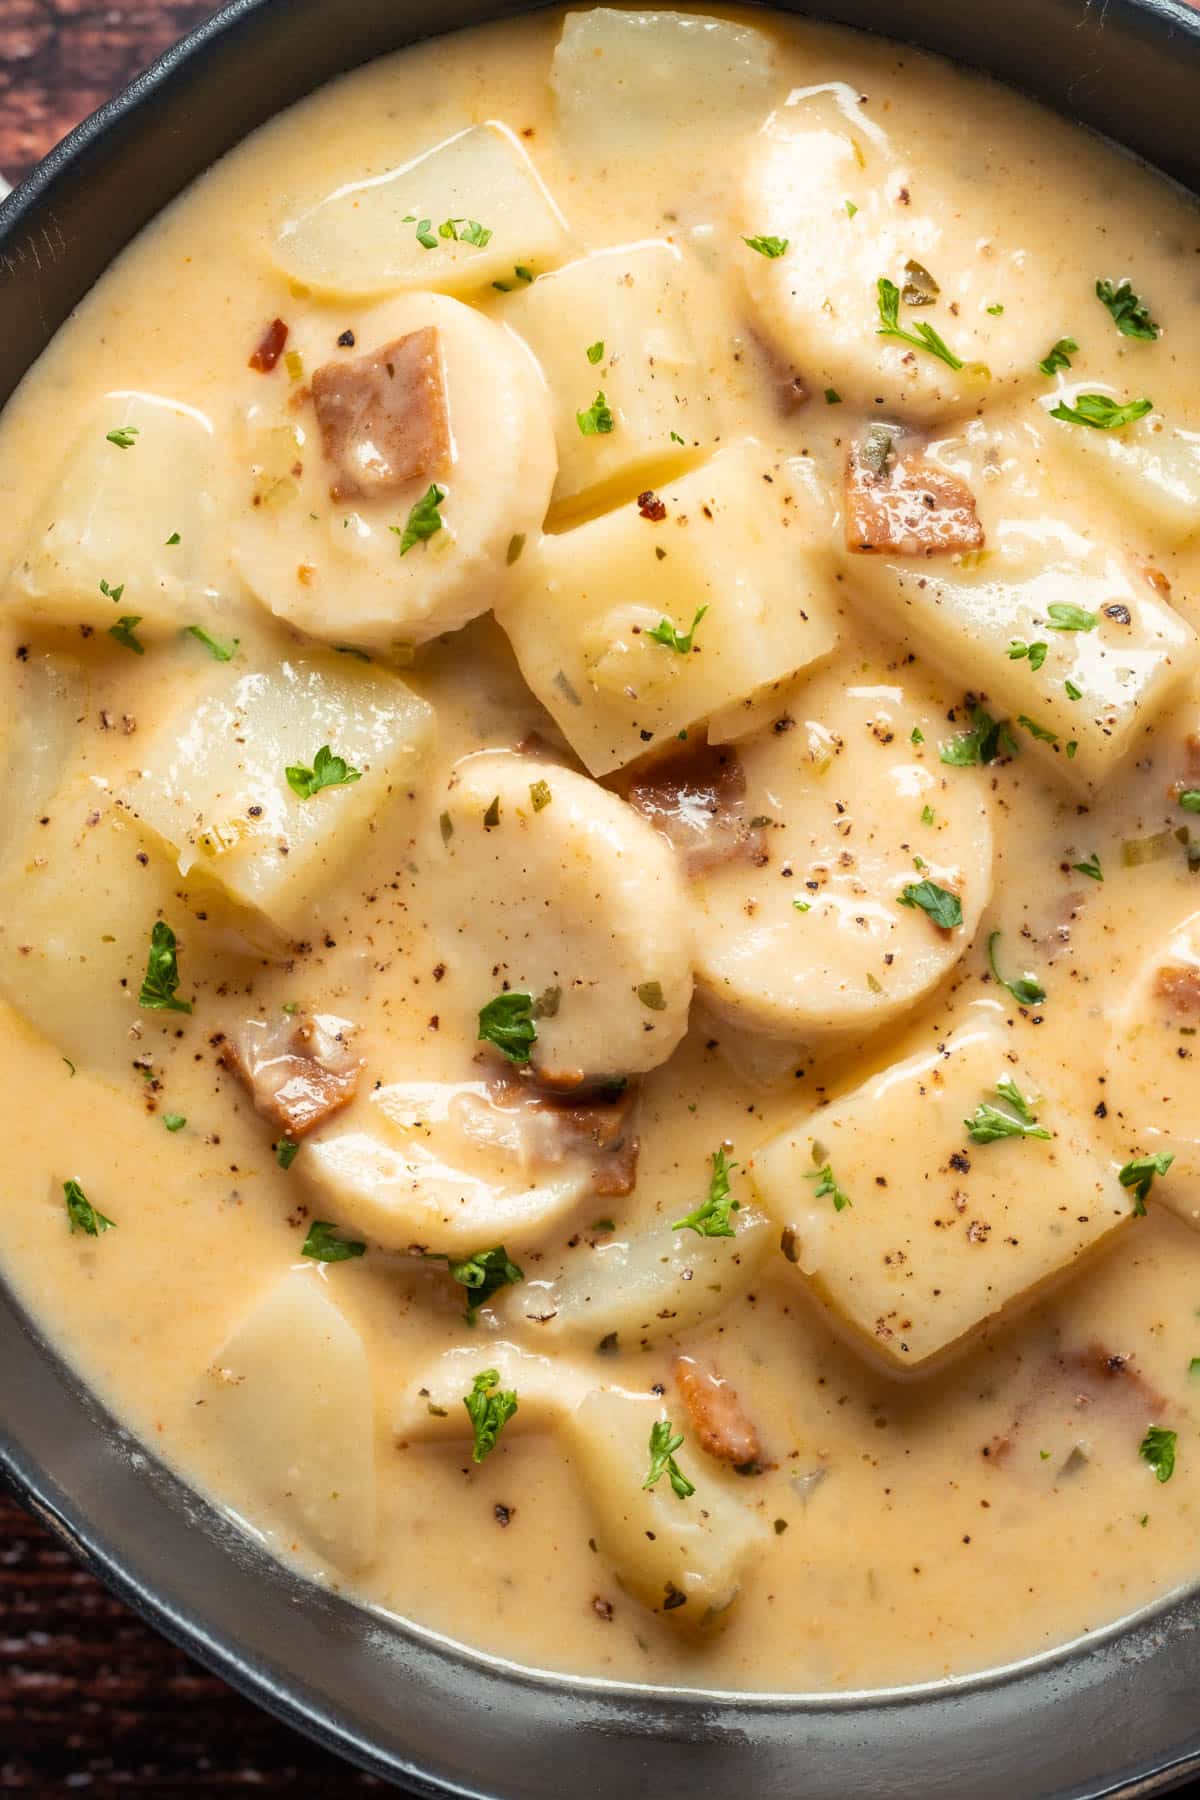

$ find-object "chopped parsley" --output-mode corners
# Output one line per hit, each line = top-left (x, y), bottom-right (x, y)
(671, 1146), (740, 1237)
(285, 744), (363, 799)
(162, 1113), (187, 1132)
(643, 1419), (695, 1498)
(276, 1138), (299, 1170)
(940, 705), (1016, 767)
(988, 930), (1046, 1007)
(670, 430), (685, 445)
(99, 577), (125, 603)
(425, 1245), (524, 1324)
(920, 804), (936, 826)
(647, 605), (707, 654)
(1139, 1424), (1176, 1483)
(1018, 714), (1058, 745)
(185, 624), (238, 661)
(824, 388), (842, 404)
(491, 265), (535, 292)
(636, 980), (666, 1011)
(875, 275), (963, 371)
(1038, 337), (1078, 376)
(1009, 639), (1048, 670)
(577, 391), (615, 435)
(1064, 679), (1082, 701)
(807, 1160), (851, 1212)
(1179, 789), (1200, 814)
(109, 614), (145, 655)
(63, 1178), (115, 1237)
(742, 234), (789, 258)
(1046, 602), (1098, 632)
(1119, 1150), (1174, 1215)
(437, 217), (492, 247)
(986, 303), (1005, 316)
(911, 726), (925, 745)
(1073, 852), (1104, 882)
(898, 878), (962, 930)
(165, 531), (181, 546)
(391, 482), (446, 555)
(302, 1219), (365, 1261)
(586, 340), (605, 364)
(478, 991), (536, 1063)
(845, 200), (858, 218)
(106, 426), (139, 449)
(1096, 277), (1160, 341)
(464, 1369), (519, 1464)
(529, 779), (552, 812)
(964, 1078), (1051, 1144)
(1050, 393), (1153, 430)
(138, 920), (192, 1014)
(793, 898), (811, 913)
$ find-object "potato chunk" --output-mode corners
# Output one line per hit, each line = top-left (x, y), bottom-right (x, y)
(303, 1078), (610, 1255)
(839, 421), (1198, 795)
(552, 10), (775, 158)
(498, 442), (840, 774)
(434, 752), (692, 1080)
(1104, 910), (1200, 1226)
(127, 657), (433, 937)
(9, 392), (222, 634)
(273, 123), (570, 299)
(751, 1015), (1132, 1374)
(231, 292), (556, 650)
(1042, 396), (1200, 546)
(394, 1342), (590, 1445)
(507, 241), (719, 514)
(564, 1389), (767, 1627)
(688, 666), (994, 1041)
(203, 1272), (375, 1571)
(741, 84), (1064, 419)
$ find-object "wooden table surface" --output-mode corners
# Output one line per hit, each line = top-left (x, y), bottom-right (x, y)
(3, 5), (1200, 1798)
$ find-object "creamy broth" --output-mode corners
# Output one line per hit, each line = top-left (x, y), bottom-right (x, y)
(2, 5), (1200, 1695)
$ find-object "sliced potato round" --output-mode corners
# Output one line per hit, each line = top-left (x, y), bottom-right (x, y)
(393, 1341), (591, 1444)
(231, 292), (556, 650)
(687, 665), (994, 1040)
(1104, 909), (1200, 1223)
(433, 753), (693, 1081)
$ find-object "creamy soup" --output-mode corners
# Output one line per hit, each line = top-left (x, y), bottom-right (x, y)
(3, 4), (1200, 1696)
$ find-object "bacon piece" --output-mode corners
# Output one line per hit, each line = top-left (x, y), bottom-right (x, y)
(627, 740), (763, 876)
(845, 434), (984, 556)
(673, 1355), (763, 1469)
(311, 326), (450, 503)
(983, 1341), (1166, 1471)
(220, 1012), (362, 1138)
(1156, 963), (1200, 1015)
(248, 317), (289, 373)
(491, 1075), (641, 1197)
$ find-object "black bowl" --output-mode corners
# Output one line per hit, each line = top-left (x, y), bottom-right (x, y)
(4, 2), (1200, 1794)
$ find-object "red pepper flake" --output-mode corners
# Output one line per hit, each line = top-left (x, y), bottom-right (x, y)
(249, 317), (289, 373)
(638, 489), (667, 522)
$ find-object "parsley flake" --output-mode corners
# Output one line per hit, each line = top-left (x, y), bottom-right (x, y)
(807, 1160), (851, 1212)
(1139, 1424), (1176, 1483)
(109, 614), (144, 655)
(1050, 393), (1153, 430)
(529, 779), (552, 812)
(99, 577), (125, 603)
(162, 1113), (187, 1132)
(939, 706), (1016, 767)
(672, 1146), (740, 1237)
(647, 605), (707, 655)
(478, 991), (536, 1063)
(436, 217), (492, 247)
(106, 426), (139, 449)
(824, 387), (842, 404)
(1179, 789), (1200, 814)
(1073, 852), (1104, 882)
(276, 1138), (299, 1170)
(875, 275), (963, 371)
(988, 930), (1046, 1007)
(1038, 337), (1078, 376)
(577, 391), (615, 435)
(302, 1219), (365, 1261)
(285, 745), (362, 800)
(1120, 1151), (1174, 1215)
(964, 1078), (1051, 1144)
(391, 482), (446, 555)
(63, 1178), (115, 1237)
(464, 1368), (519, 1463)
(742, 234), (788, 259)
(898, 878), (963, 930)
(1096, 278), (1160, 341)
(1046, 603), (1098, 632)
(586, 340), (605, 364)
(185, 624), (238, 661)
(138, 920), (192, 1014)
(424, 1245), (523, 1323)
(643, 1419), (695, 1498)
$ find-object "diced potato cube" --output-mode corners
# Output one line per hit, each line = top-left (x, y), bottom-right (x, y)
(202, 1272), (375, 1571)
(394, 1342), (590, 1444)
(552, 10), (775, 155)
(274, 123), (570, 300)
(498, 442), (840, 775)
(1043, 394), (1200, 546)
(564, 1389), (767, 1626)
(508, 241), (719, 514)
(127, 657), (433, 936)
(751, 1015), (1132, 1374)
(9, 392), (222, 634)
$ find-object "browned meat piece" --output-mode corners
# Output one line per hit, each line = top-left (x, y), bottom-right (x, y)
(248, 317), (289, 373)
(982, 1340), (1167, 1473)
(1156, 963), (1200, 1014)
(491, 1075), (641, 1198)
(626, 740), (763, 876)
(220, 1012), (362, 1139)
(845, 431), (984, 556)
(673, 1355), (763, 1469)
(311, 326), (450, 503)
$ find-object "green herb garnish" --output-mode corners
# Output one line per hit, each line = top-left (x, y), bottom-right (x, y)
(478, 991), (536, 1063)
(940, 706), (1016, 767)
(875, 275), (963, 371)
(643, 1419), (695, 1498)
(109, 615), (144, 655)
(1096, 278), (1160, 341)
(464, 1369), (519, 1464)
(743, 235), (789, 259)
(185, 625), (238, 661)
(302, 1219), (365, 1261)
(138, 920), (192, 1014)
(964, 1078), (1051, 1144)
(1073, 852), (1104, 882)
(1038, 337), (1078, 376)
(988, 930), (1045, 1007)
(1046, 603), (1098, 632)
(1009, 639), (1048, 670)
(577, 391), (615, 435)
(162, 1113), (187, 1132)
(1050, 393), (1153, 430)
(647, 605), (707, 654)
(391, 482), (446, 555)
(106, 426), (139, 449)
(285, 745), (362, 800)
(898, 879), (963, 930)
(63, 1178), (115, 1237)
(1139, 1425), (1176, 1483)
(425, 1246), (524, 1324)
(586, 340), (605, 364)
(1120, 1151), (1174, 1215)
(807, 1161), (851, 1212)
(672, 1147), (740, 1237)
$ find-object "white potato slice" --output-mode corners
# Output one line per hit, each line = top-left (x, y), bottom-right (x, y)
(1041, 391), (1200, 546)
(274, 123), (570, 299)
(127, 656), (433, 937)
(564, 1389), (768, 1626)
(231, 293), (556, 651)
(741, 84), (1061, 419)
(498, 442), (840, 775)
(434, 752), (692, 1080)
(839, 422), (1198, 794)
(508, 241), (719, 514)
(508, 1208), (774, 1348)
(0, 775), (233, 1072)
(552, 10), (775, 157)
(9, 392), (223, 634)
(1104, 910), (1200, 1225)
(304, 1079), (602, 1255)
(691, 668), (994, 1040)
(0, 652), (85, 864)
(394, 1341), (590, 1443)
(751, 1012), (1132, 1375)
(203, 1272), (375, 1571)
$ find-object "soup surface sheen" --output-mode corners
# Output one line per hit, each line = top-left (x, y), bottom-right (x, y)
(3, 4), (1200, 1696)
